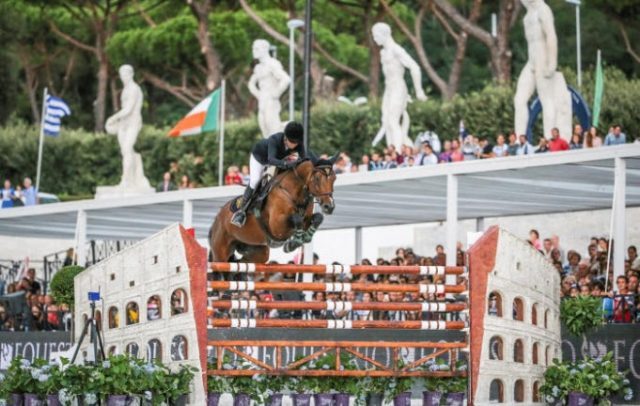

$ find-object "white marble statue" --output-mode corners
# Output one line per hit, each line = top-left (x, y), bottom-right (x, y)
(96, 65), (154, 199)
(371, 22), (427, 148)
(514, 0), (572, 140)
(248, 39), (290, 138)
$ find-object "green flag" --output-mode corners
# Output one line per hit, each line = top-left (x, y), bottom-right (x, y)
(592, 50), (604, 128)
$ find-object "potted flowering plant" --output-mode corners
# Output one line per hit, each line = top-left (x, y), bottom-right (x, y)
(206, 362), (231, 406)
(2, 357), (32, 406)
(541, 352), (633, 405)
(284, 376), (312, 406)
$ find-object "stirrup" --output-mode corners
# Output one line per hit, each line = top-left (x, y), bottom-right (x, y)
(231, 211), (246, 227)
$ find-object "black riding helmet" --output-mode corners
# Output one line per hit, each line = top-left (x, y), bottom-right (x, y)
(284, 121), (304, 144)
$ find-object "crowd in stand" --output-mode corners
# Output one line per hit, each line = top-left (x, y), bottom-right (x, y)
(210, 231), (640, 324)
(222, 124), (632, 183)
(0, 177), (38, 208)
(0, 268), (72, 332)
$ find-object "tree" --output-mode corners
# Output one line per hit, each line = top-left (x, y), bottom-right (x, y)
(432, 0), (522, 85)
(49, 0), (133, 132)
(590, 0), (640, 65)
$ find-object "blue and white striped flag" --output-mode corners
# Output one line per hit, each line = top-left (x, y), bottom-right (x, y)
(43, 95), (71, 136)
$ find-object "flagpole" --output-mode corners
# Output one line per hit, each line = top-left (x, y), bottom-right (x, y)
(218, 80), (226, 186)
(35, 87), (48, 196)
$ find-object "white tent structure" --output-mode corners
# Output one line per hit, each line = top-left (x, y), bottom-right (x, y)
(1, 144), (639, 279)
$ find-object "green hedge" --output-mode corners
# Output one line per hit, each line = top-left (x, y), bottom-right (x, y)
(0, 68), (637, 197)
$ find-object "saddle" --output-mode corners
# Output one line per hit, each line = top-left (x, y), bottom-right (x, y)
(229, 167), (281, 214)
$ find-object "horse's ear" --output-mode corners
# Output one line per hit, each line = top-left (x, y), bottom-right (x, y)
(329, 152), (340, 164)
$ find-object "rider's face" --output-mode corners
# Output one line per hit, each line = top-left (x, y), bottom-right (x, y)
(284, 138), (298, 150)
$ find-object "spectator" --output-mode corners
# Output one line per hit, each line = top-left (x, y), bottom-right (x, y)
(461, 136), (479, 161)
(529, 229), (542, 250)
(0, 305), (10, 331)
(359, 154), (371, 172)
(612, 276), (633, 323)
(370, 153), (384, 170)
(506, 133), (519, 156)
(604, 125), (626, 146)
(240, 165), (250, 185)
(629, 245), (640, 271)
(1, 179), (14, 208)
(30, 305), (46, 331)
(542, 238), (553, 258)
(548, 128), (569, 152)
(583, 127), (602, 148)
(178, 174), (191, 190)
(517, 134), (534, 155)
(572, 124), (583, 141)
(438, 140), (452, 163)
(382, 153), (397, 170)
(415, 143), (438, 165)
(450, 139), (464, 162)
(628, 273), (639, 294)
(18, 269), (41, 295)
(535, 137), (549, 153)
(224, 166), (243, 185)
(478, 137), (494, 159)
(20, 177), (36, 206)
(400, 156), (415, 168)
(156, 172), (176, 192)
(569, 133), (583, 150)
(551, 235), (564, 263)
(63, 248), (75, 267)
(492, 134), (508, 157)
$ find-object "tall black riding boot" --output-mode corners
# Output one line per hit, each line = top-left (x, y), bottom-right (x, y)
(230, 186), (254, 227)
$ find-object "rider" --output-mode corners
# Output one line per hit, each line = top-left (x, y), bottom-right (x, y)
(231, 121), (307, 227)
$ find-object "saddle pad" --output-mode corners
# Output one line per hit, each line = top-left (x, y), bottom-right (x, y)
(229, 196), (243, 213)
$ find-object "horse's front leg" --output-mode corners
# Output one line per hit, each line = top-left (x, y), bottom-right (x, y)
(283, 213), (305, 253)
(302, 212), (323, 243)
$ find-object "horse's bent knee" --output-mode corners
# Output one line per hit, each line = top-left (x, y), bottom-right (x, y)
(289, 213), (304, 229)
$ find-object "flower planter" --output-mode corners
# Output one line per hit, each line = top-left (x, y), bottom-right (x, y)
(23, 394), (44, 406)
(393, 392), (411, 406)
(422, 391), (442, 406)
(366, 393), (383, 406)
(169, 394), (188, 406)
(46, 395), (61, 406)
(313, 393), (334, 406)
(568, 392), (594, 406)
(267, 393), (283, 406)
(291, 394), (312, 406)
(8, 394), (24, 406)
(233, 393), (251, 406)
(208, 392), (221, 406)
(445, 392), (465, 406)
(334, 393), (350, 406)
(106, 395), (133, 406)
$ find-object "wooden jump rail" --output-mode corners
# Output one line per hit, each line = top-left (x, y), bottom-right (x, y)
(207, 340), (468, 378)
(209, 300), (467, 312)
(210, 262), (466, 276)
(208, 281), (467, 294)
(207, 319), (467, 330)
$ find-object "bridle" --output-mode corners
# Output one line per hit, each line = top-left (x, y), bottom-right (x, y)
(291, 162), (335, 204)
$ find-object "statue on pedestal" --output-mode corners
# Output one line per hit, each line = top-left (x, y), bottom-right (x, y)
(248, 39), (290, 138)
(96, 65), (154, 199)
(371, 22), (427, 148)
(514, 0), (572, 140)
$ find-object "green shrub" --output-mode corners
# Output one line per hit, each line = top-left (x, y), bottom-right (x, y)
(49, 265), (84, 307)
(560, 295), (603, 336)
(0, 67), (637, 197)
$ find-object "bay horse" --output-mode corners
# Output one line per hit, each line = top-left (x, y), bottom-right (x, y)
(209, 158), (337, 263)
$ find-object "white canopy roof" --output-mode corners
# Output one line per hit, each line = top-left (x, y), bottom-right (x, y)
(1, 144), (639, 241)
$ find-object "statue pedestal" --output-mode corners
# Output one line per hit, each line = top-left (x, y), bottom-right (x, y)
(94, 185), (156, 200)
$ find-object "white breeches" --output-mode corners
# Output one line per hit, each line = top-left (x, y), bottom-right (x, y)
(249, 155), (265, 189)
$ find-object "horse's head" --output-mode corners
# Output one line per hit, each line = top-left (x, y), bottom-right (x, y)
(307, 154), (338, 214)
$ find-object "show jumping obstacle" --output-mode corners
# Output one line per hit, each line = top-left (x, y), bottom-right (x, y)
(206, 262), (469, 378)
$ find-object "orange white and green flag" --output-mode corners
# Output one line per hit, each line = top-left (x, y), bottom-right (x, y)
(168, 88), (221, 137)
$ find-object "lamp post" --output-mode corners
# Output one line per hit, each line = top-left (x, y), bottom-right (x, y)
(566, 0), (582, 88)
(287, 19), (304, 122)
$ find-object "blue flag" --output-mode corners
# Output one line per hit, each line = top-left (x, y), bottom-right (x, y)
(43, 95), (71, 136)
